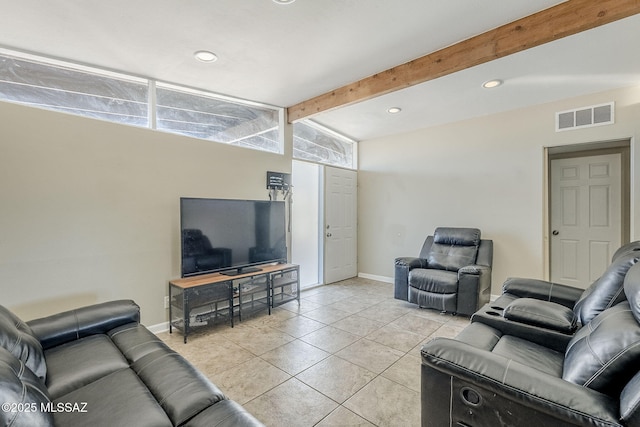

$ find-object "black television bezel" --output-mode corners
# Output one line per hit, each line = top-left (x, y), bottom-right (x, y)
(179, 197), (287, 278)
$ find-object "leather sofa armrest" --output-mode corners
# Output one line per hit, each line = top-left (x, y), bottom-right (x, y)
(456, 265), (491, 316)
(502, 277), (584, 308)
(395, 257), (427, 269)
(421, 338), (620, 426)
(394, 257), (427, 300)
(502, 298), (577, 333)
(27, 300), (140, 350)
(476, 239), (493, 267)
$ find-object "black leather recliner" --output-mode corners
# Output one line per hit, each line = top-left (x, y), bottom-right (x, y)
(472, 241), (640, 348)
(421, 262), (640, 427)
(394, 227), (493, 316)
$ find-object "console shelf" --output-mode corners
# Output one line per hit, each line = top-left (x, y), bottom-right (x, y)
(169, 263), (299, 343)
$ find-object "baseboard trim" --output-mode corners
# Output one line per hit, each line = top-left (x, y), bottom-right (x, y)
(358, 272), (393, 284)
(146, 321), (169, 334)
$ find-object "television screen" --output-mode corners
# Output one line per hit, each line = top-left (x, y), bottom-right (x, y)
(180, 198), (287, 277)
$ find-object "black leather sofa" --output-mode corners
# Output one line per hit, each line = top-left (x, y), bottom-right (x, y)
(421, 262), (640, 427)
(0, 300), (264, 427)
(472, 246), (640, 350)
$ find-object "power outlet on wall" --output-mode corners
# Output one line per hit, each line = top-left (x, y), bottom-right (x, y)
(164, 296), (169, 309)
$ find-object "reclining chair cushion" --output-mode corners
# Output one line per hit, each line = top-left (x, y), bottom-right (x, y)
(426, 227), (480, 272)
(563, 302), (640, 396)
(456, 322), (564, 377)
(573, 251), (640, 325)
(492, 335), (564, 377)
(503, 298), (577, 334)
(433, 227), (481, 247)
(409, 269), (458, 293)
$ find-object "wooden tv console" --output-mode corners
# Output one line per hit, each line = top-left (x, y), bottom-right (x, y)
(168, 263), (299, 343)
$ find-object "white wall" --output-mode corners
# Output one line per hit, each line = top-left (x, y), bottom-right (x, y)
(358, 85), (640, 294)
(0, 101), (291, 325)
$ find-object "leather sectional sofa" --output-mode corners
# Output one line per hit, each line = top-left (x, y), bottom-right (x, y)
(0, 299), (264, 427)
(421, 261), (640, 427)
(472, 245), (640, 351)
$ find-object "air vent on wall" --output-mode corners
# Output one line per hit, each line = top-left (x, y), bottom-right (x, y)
(556, 102), (614, 132)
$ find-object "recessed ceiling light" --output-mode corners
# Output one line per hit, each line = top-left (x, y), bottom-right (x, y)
(482, 79), (503, 89)
(194, 50), (218, 63)
(387, 107), (402, 114)
(273, 0), (296, 4)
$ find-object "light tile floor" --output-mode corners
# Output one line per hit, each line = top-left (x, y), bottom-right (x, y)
(157, 277), (470, 427)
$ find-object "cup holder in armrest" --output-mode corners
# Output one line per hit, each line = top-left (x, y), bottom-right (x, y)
(485, 311), (501, 316)
(490, 306), (504, 311)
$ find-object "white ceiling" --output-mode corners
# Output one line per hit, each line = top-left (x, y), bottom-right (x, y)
(1, 0), (639, 141)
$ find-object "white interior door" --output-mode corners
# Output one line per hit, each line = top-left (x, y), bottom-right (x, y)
(550, 153), (622, 288)
(323, 166), (357, 284)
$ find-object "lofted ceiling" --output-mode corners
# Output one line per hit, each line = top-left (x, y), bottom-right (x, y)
(1, 0), (639, 141)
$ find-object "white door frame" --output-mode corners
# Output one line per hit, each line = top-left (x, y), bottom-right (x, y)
(543, 139), (631, 280)
(291, 162), (358, 287)
(291, 160), (322, 288)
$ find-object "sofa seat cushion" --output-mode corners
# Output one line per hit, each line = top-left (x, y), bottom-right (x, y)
(53, 368), (172, 427)
(454, 322), (501, 350)
(0, 305), (46, 379)
(409, 269), (458, 293)
(455, 323), (564, 377)
(130, 347), (226, 426)
(492, 335), (564, 377)
(45, 334), (129, 399)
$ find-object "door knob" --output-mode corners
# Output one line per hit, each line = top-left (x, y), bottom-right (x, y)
(552, 230), (559, 236)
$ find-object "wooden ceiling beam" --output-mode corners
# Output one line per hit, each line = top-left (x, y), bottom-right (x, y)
(287, 0), (640, 123)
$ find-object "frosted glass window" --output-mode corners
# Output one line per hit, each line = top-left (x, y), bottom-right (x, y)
(0, 50), (284, 155)
(0, 54), (148, 126)
(293, 121), (356, 169)
(156, 84), (282, 154)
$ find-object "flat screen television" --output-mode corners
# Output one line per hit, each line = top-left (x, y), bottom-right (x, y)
(180, 198), (287, 277)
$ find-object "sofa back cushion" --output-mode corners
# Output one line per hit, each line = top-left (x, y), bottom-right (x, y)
(0, 347), (53, 427)
(0, 305), (46, 379)
(564, 265), (640, 396)
(573, 251), (640, 325)
(612, 240), (640, 262)
(427, 227), (480, 272)
(563, 302), (640, 396)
